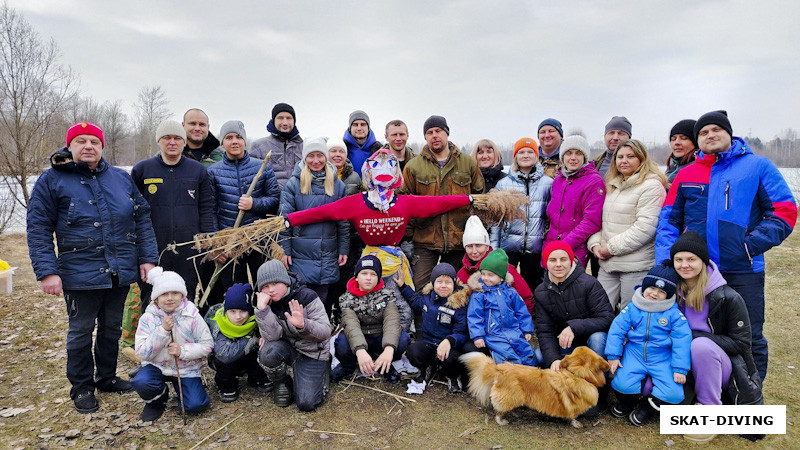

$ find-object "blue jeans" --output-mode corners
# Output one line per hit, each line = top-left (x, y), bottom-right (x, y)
(723, 272), (767, 381)
(63, 286), (129, 398)
(535, 331), (608, 368)
(131, 364), (209, 413)
(334, 332), (410, 376)
(258, 339), (329, 412)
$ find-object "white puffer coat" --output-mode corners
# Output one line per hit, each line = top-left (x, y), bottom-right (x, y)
(587, 172), (666, 272)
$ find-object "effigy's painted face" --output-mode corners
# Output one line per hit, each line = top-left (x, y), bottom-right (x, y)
(363, 150), (402, 189)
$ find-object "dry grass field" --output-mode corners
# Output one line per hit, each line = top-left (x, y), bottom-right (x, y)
(0, 232), (797, 449)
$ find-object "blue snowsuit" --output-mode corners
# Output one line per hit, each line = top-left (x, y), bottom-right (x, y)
(467, 276), (535, 366)
(605, 287), (692, 404)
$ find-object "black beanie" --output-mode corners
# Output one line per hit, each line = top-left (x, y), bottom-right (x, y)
(641, 260), (679, 299)
(430, 263), (457, 284)
(224, 283), (254, 314)
(670, 119), (698, 148)
(423, 115), (449, 135)
(272, 103), (296, 121)
(355, 255), (382, 278)
(670, 230), (711, 266)
(694, 110), (732, 142)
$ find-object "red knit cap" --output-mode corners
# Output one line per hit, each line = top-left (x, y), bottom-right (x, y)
(66, 122), (105, 148)
(513, 137), (539, 158)
(541, 240), (574, 266)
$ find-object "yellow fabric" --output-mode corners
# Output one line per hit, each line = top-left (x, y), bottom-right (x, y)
(361, 245), (414, 290)
(0, 259), (9, 271)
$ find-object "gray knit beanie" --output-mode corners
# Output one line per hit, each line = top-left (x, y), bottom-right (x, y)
(155, 120), (187, 143)
(560, 135), (591, 163)
(604, 116), (632, 137)
(219, 120), (247, 143)
(349, 110), (370, 127)
(256, 260), (291, 291)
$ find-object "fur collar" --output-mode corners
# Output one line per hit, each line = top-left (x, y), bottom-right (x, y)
(466, 270), (515, 293)
(420, 281), (470, 309)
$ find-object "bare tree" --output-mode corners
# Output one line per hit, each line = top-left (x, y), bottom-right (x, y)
(98, 100), (128, 165)
(133, 85), (170, 162)
(0, 4), (77, 207)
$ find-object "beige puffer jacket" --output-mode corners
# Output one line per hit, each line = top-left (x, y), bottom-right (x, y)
(587, 172), (666, 273)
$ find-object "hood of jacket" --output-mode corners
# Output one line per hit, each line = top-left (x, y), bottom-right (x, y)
(343, 129), (378, 151)
(507, 164), (545, 185)
(50, 147), (109, 175)
(696, 136), (751, 167)
(466, 269), (515, 294)
(420, 281), (470, 309)
(182, 132), (221, 159)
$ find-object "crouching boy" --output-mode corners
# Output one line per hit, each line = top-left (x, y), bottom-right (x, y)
(205, 283), (271, 403)
(255, 260), (333, 411)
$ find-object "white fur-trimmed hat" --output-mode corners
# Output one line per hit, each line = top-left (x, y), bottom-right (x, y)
(462, 215), (490, 247)
(147, 266), (187, 301)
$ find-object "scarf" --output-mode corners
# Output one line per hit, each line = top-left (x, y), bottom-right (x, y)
(346, 277), (385, 297)
(560, 162), (591, 179)
(266, 120), (300, 141)
(211, 307), (257, 338)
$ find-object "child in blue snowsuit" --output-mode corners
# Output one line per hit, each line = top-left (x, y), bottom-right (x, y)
(467, 249), (536, 366)
(396, 263), (471, 393)
(605, 262), (692, 427)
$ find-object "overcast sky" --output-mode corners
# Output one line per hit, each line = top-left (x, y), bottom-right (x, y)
(9, 0), (800, 149)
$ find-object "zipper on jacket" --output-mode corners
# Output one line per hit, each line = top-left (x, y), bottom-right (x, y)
(683, 183), (705, 194)
(725, 183), (730, 210)
(644, 313), (651, 361)
(522, 175), (531, 253)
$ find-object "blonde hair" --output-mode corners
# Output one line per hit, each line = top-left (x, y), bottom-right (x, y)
(300, 162), (335, 196)
(677, 262), (710, 312)
(472, 139), (502, 166)
(605, 139), (667, 192)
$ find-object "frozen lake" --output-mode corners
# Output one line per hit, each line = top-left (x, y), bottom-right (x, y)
(3, 167), (800, 235)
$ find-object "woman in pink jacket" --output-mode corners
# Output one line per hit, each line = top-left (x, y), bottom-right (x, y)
(544, 135), (606, 268)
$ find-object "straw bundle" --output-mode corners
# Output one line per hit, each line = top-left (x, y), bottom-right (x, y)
(192, 216), (286, 263)
(471, 189), (530, 225)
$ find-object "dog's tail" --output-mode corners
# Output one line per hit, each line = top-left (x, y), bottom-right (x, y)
(459, 352), (497, 406)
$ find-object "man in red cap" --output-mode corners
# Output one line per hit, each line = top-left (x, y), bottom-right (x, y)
(27, 122), (159, 414)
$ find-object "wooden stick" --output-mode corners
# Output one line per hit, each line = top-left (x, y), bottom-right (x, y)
(394, 396), (405, 407)
(306, 429), (358, 436)
(340, 380), (417, 403)
(387, 403), (397, 415)
(170, 329), (187, 425)
(197, 151), (271, 308)
(189, 413), (244, 450)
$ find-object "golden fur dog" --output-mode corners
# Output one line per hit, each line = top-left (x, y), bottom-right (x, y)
(460, 346), (610, 428)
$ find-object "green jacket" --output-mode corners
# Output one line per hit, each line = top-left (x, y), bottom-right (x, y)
(402, 142), (484, 252)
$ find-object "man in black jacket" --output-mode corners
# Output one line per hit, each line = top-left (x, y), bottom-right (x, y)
(182, 108), (223, 167)
(132, 119), (216, 306)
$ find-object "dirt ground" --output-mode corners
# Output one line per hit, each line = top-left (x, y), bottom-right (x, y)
(0, 232), (797, 449)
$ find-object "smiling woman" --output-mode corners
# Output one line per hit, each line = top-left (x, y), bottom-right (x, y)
(588, 139), (667, 310)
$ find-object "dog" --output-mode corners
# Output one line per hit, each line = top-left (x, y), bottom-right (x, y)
(460, 346), (610, 428)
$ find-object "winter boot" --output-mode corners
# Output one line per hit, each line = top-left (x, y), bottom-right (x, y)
(272, 374), (294, 408)
(73, 390), (99, 414)
(580, 384), (610, 420)
(384, 365), (401, 384)
(218, 389), (240, 403)
(629, 396), (666, 427)
(247, 378), (273, 394)
(611, 391), (640, 419)
(97, 376), (134, 394)
(140, 386), (168, 422)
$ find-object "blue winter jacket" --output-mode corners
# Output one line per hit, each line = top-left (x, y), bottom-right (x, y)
(399, 283), (469, 348)
(207, 152), (280, 229)
(467, 278), (534, 364)
(279, 163), (349, 285)
(605, 288), (692, 374)
(491, 164), (553, 254)
(27, 148), (159, 289)
(656, 138), (796, 273)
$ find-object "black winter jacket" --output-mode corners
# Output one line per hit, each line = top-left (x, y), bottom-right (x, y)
(534, 261), (615, 367)
(131, 155), (216, 249)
